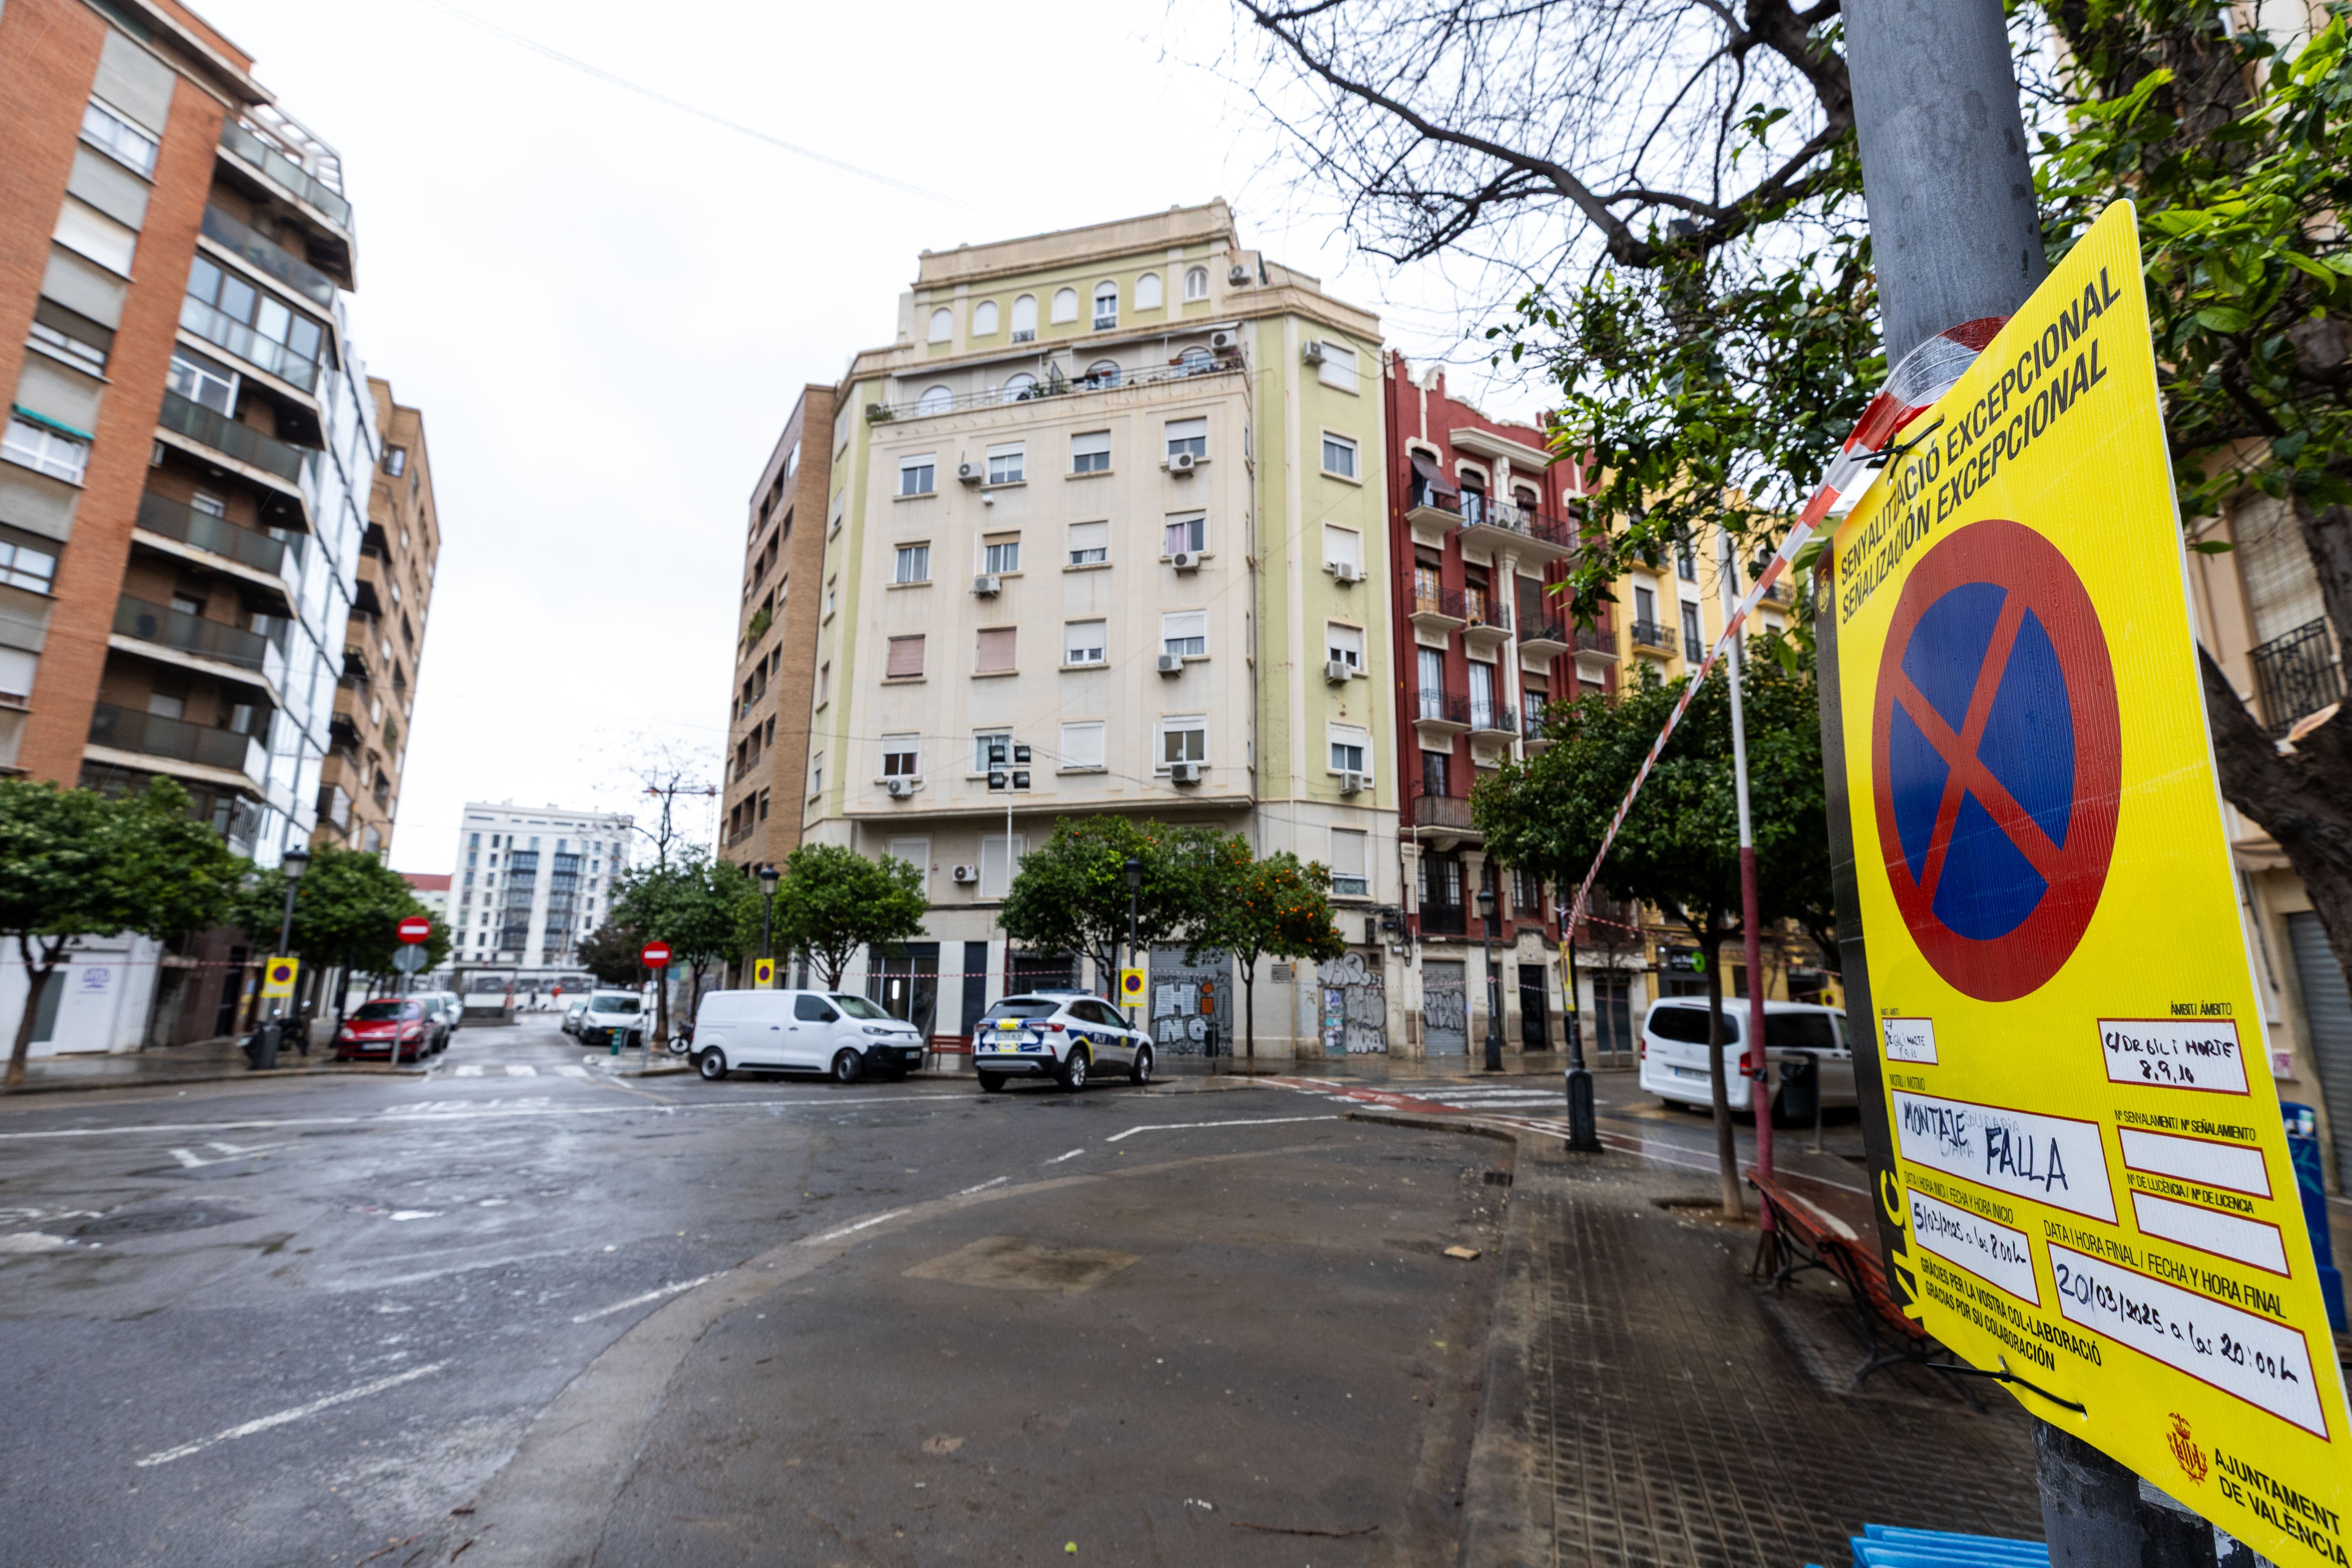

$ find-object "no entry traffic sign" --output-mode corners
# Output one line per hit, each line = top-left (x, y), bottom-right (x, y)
(641, 942), (671, 969)
(396, 915), (432, 945)
(1870, 518), (2119, 1003)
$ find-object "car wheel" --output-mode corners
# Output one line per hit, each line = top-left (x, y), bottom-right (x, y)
(1057, 1048), (1089, 1091)
(1129, 1046), (1154, 1086)
(697, 1049), (728, 1082)
(832, 1050), (865, 1085)
(976, 1071), (1005, 1093)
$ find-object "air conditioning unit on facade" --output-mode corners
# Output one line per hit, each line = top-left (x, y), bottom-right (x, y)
(951, 864), (978, 884)
(957, 461), (982, 485)
(1209, 330), (1237, 352)
(1171, 550), (1202, 573)
(884, 777), (915, 798)
(1330, 561), (1362, 584)
(972, 574), (1001, 597)
(1169, 761), (1203, 785)
(1227, 264), (1252, 285)
(1323, 659), (1352, 684)
(1168, 451), (1197, 475)
(1156, 654), (1184, 676)
(1339, 771), (1368, 795)
(1300, 341), (1326, 366)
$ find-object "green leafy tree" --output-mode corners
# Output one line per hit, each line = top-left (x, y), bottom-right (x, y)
(0, 778), (243, 1087)
(999, 818), (1221, 991)
(234, 844), (441, 1027)
(1475, 645), (1830, 1215)
(577, 920), (645, 986)
(767, 843), (928, 990)
(1189, 837), (1347, 1063)
(610, 849), (744, 1021)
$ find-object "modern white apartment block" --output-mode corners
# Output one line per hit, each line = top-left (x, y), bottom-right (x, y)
(798, 202), (1406, 1058)
(447, 801), (633, 978)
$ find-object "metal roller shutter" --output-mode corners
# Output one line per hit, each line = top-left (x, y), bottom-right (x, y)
(2287, 911), (2352, 1192)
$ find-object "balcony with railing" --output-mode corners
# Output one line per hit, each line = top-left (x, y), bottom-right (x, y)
(178, 294), (321, 392)
(1409, 784), (1478, 834)
(1629, 618), (1676, 655)
(1411, 688), (1472, 735)
(87, 703), (265, 781)
(1518, 616), (1571, 657)
(115, 595), (286, 691)
(1462, 587), (1513, 648)
(1573, 624), (1618, 660)
(1417, 897), (1468, 937)
(2252, 618), (2343, 736)
(219, 121), (352, 231)
(1412, 491), (1578, 563)
(1684, 632), (1706, 662)
(871, 354), (1243, 421)
(135, 492), (298, 586)
(1410, 582), (1467, 633)
(199, 205), (336, 308)
(1468, 697), (1516, 736)
(156, 391), (309, 486)
(1521, 702), (1553, 750)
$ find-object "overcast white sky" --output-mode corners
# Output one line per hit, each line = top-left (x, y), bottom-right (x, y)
(189, 0), (1545, 876)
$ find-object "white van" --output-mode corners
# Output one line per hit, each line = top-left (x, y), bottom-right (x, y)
(1638, 998), (1855, 1121)
(580, 989), (644, 1051)
(691, 989), (926, 1083)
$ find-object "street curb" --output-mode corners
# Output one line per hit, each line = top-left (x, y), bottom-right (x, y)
(0, 1062), (430, 1096)
(1345, 1105), (1547, 1567)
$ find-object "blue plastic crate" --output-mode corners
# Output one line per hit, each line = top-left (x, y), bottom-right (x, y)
(1850, 1524), (2049, 1568)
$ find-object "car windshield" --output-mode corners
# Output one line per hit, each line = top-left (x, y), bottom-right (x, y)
(590, 994), (641, 1014)
(830, 994), (892, 1020)
(980, 999), (1059, 1024)
(1648, 1005), (1735, 1044)
(352, 1001), (419, 1021)
(1764, 1013), (1838, 1051)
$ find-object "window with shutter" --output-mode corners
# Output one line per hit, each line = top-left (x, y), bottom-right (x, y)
(887, 635), (924, 679)
(975, 627), (1016, 672)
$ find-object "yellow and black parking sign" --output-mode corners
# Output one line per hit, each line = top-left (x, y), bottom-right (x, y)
(1118, 968), (1146, 1006)
(259, 957), (299, 999)
(753, 959), (777, 990)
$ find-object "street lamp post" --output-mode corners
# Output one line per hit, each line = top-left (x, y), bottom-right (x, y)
(1561, 904), (1601, 1151)
(757, 863), (780, 965)
(1477, 883), (1503, 1072)
(252, 846), (310, 1071)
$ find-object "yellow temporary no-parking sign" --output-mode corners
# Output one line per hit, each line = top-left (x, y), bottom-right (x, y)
(1118, 968), (1146, 1006)
(753, 959), (777, 990)
(259, 957), (299, 999)
(1833, 202), (2348, 1566)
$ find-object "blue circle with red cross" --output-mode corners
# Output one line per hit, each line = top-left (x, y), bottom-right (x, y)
(1868, 519), (2120, 1002)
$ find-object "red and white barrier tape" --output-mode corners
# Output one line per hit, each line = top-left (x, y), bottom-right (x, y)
(1561, 318), (2005, 934)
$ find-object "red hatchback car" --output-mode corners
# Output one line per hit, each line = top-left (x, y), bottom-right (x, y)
(336, 999), (432, 1063)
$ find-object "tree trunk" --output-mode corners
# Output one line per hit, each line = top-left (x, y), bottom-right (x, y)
(6, 937), (60, 1089)
(1242, 962), (1256, 1064)
(2199, 644), (2352, 1026)
(1700, 919), (1744, 1218)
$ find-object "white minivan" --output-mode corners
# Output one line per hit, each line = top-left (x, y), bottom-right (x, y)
(691, 989), (926, 1083)
(1638, 998), (1855, 1122)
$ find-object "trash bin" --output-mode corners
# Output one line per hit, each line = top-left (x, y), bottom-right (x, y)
(2281, 1101), (2347, 1332)
(1776, 1054), (1819, 1128)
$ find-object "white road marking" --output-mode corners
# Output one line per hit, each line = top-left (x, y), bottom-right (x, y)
(1103, 1115), (1342, 1143)
(388, 1210), (439, 1221)
(135, 1361), (447, 1467)
(1043, 1148), (1086, 1165)
(505, 1065), (537, 1077)
(164, 1141), (280, 1169)
(570, 1273), (722, 1324)
(453, 1065), (482, 1078)
(814, 1208), (910, 1242)
(0, 1092), (987, 1143)
(168, 1148), (203, 1168)
(552, 1065), (589, 1079)
(956, 1177), (1009, 1196)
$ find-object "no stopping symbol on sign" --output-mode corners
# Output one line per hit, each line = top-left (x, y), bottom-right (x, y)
(1870, 519), (2120, 1002)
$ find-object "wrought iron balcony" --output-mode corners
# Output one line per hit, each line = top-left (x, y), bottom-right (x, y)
(1574, 624), (1618, 658)
(157, 391), (309, 483)
(1414, 492), (1579, 557)
(1410, 584), (1467, 631)
(873, 355), (1241, 420)
(2251, 618), (2343, 736)
(1412, 689), (1472, 730)
(1684, 633), (1706, 662)
(1518, 617), (1571, 655)
(1468, 699), (1515, 735)
(1629, 619), (1676, 654)
(1409, 785), (1477, 832)
(87, 702), (265, 778)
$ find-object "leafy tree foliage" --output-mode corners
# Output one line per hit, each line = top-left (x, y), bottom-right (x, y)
(577, 921), (646, 986)
(767, 843), (928, 990)
(611, 849), (745, 1019)
(999, 818), (1222, 991)
(1187, 837), (1347, 1062)
(1475, 643), (1829, 1211)
(0, 779), (242, 1086)
(235, 844), (444, 1023)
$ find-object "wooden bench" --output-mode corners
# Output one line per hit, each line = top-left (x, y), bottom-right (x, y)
(1751, 1171), (1972, 1401)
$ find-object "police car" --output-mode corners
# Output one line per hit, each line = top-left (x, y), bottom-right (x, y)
(972, 991), (1152, 1092)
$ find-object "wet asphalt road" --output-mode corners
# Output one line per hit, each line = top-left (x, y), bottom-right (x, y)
(0, 1021), (1509, 1567)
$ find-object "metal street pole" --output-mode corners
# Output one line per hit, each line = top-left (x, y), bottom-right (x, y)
(252, 846), (310, 1070)
(1841, 4), (2166, 1559)
(1561, 903), (1600, 1150)
(1716, 533), (1772, 1197)
(1122, 854), (1142, 997)
(1478, 884), (1503, 1071)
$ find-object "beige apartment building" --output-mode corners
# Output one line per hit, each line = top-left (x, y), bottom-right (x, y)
(721, 384), (831, 872)
(791, 202), (1405, 1058)
(318, 377), (438, 856)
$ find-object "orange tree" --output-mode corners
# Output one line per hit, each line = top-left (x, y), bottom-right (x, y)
(1191, 837), (1347, 1062)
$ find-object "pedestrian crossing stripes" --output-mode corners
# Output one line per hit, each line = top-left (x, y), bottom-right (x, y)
(449, 1064), (589, 1079)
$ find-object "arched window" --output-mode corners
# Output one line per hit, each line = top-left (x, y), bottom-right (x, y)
(971, 300), (999, 336)
(928, 307), (952, 343)
(1183, 266), (1209, 301)
(1091, 281), (1118, 330)
(1178, 345), (1212, 374)
(1050, 288), (1078, 324)
(1002, 372), (1039, 401)
(918, 385), (953, 415)
(1011, 294), (1038, 341)
(1085, 359), (1123, 387)
(1135, 272), (1163, 309)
